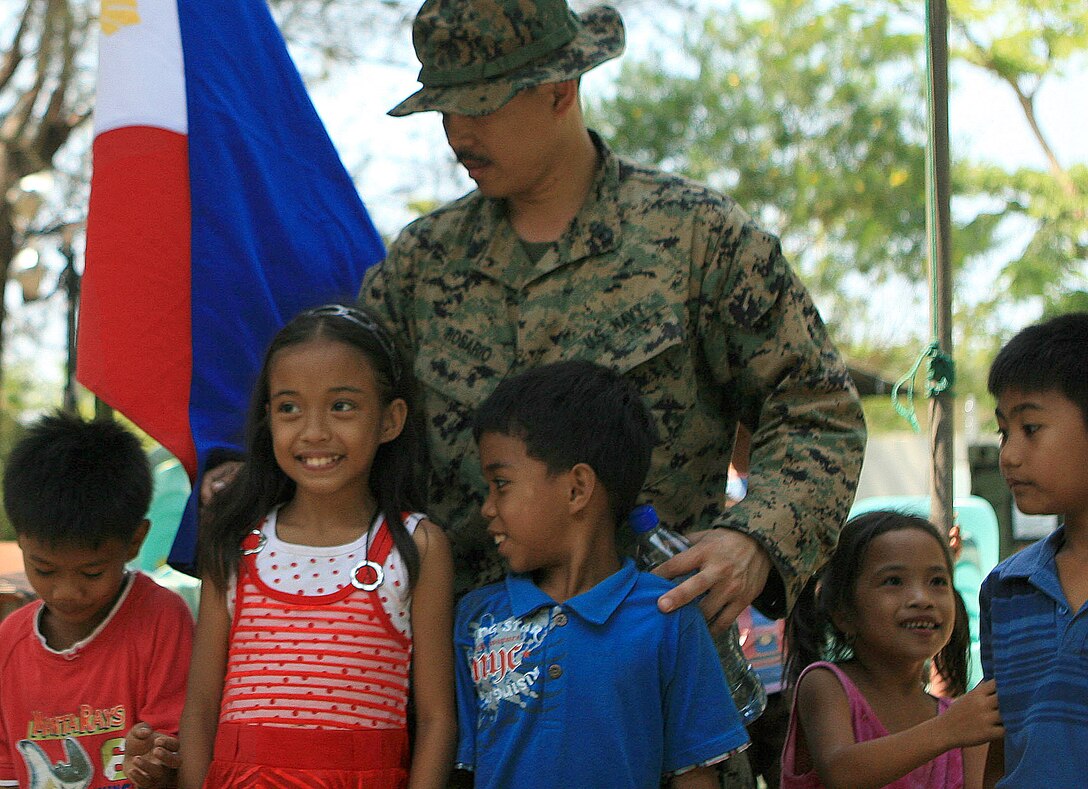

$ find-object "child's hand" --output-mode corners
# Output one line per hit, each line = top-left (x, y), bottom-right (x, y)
(123, 722), (181, 788)
(940, 679), (1004, 748)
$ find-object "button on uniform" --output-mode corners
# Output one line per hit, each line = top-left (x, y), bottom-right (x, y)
(553, 612), (568, 627)
(547, 664), (563, 679)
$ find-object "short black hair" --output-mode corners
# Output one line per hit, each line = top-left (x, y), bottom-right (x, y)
(3, 411), (152, 548)
(473, 360), (658, 525)
(988, 312), (1088, 425)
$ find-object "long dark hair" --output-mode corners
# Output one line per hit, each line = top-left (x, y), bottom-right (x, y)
(784, 510), (971, 696)
(199, 304), (427, 590)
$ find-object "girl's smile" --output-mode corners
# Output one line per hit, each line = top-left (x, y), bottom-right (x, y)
(839, 527), (955, 665)
(298, 453), (342, 466)
(267, 337), (405, 508)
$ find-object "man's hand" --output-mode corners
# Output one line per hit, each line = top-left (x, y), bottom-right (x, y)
(653, 529), (772, 634)
(200, 460), (243, 506)
(123, 723), (181, 788)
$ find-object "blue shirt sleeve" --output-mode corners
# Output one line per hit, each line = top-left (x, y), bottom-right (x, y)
(662, 606), (750, 775)
(453, 600), (477, 771)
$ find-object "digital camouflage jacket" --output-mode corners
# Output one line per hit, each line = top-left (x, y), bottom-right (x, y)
(361, 134), (866, 614)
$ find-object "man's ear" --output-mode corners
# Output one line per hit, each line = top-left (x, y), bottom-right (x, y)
(567, 462), (597, 514)
(550, 79), (579, 114)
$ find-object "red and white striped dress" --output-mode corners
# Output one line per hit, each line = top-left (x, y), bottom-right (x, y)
(203, 511), (419, 788)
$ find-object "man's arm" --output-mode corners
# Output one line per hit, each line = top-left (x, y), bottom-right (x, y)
(658, 212), (865, 625)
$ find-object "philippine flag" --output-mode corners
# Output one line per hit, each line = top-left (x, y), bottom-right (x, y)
(78, 0), (385, 570)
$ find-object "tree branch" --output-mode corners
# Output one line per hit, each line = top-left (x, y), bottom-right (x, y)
(950, 13), (1077, 199)
(0, 0), (39, 93)
(35, 0), (80, 161)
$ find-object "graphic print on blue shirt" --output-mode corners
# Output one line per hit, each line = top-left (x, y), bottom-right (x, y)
(467, 608), (552, 715)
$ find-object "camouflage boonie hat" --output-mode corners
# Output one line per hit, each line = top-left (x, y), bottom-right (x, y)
(389, 0), (625, 117)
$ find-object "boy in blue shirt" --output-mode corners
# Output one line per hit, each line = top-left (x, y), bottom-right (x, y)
(981, 312), (1088, 788)
(454, 360), (748, 789)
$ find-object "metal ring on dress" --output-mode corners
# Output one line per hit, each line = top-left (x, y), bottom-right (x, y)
(241, 529), (267, 556)
(351, 559), (385, 591)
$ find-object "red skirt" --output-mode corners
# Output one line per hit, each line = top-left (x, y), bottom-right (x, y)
(203, 723), (409, 789)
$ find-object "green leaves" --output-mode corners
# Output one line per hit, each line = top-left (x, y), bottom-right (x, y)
(589, 0), (930, 299)
(587, 0), (1085, 418)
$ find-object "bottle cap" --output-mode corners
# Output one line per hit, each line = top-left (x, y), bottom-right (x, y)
(627, 504), (660, 534)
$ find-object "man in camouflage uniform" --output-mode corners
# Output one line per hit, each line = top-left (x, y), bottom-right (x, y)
(364, 0), (865, 783)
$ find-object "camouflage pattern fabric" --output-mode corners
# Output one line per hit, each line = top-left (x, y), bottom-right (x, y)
(389, 0), (625, 117)
(360, 132), (866, 618)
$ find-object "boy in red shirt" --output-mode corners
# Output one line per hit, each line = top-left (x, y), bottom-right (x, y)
(0, 412), (193, 789)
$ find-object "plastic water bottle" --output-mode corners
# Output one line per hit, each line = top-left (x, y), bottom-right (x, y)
(628, 504), (767, 725)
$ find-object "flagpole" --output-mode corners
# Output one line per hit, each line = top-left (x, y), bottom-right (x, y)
(60, 225), (79, 414)
(925, 0), (954, 537)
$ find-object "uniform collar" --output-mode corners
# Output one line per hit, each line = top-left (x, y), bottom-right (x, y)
(505, 556), (639, 625)
(468, 130), (622, 291)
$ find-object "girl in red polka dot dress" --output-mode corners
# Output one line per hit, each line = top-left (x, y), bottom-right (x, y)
(179, 305), (455, 789)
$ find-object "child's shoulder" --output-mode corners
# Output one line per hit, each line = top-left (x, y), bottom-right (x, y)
(455, 579), (507, 617)
(129, 569), (191, 601)
(409, 515), (449, 552)
(0, 599), (40, 663)
(631, 567), (679, 596)
(121, 572), (195, 625)
(455, 567), (683, 624)
(795, 661), (855, 708)
(625, 568), (695, 619)
(110, 574), (193, 663)
(796, 661), (848, 689)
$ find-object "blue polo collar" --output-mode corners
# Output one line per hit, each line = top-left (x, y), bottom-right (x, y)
(504, 557), (639, 625)
(996, 526), (1073, 607)
(1000, 527), (1064, 579)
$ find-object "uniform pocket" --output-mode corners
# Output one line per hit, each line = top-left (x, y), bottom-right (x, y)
(559, 290), (686, 374)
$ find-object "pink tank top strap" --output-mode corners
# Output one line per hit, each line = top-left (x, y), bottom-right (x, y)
(781, 662), (844, 789)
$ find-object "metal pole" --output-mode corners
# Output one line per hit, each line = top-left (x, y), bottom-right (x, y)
(61, 240), (79, 414)
(926, 0), (954, 537)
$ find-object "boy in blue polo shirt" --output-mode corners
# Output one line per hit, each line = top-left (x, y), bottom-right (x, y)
(453, 360), (748, 789)
(981, 312), (1088, 788)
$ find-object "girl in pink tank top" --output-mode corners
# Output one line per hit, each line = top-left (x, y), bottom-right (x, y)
(179, 305), (456, 789)
(781, 511), (1004, 789)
